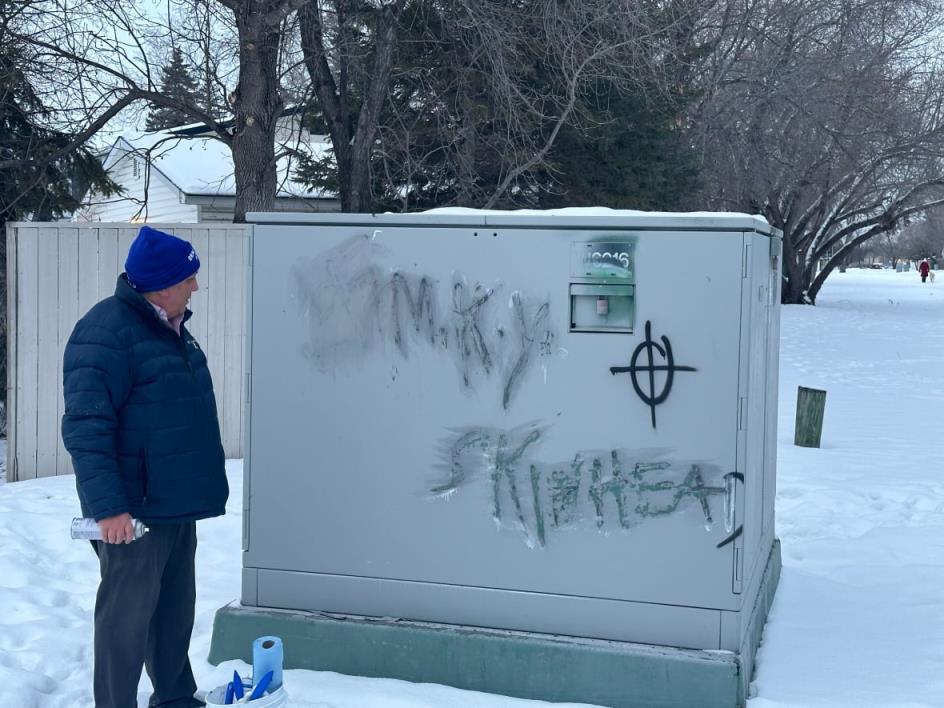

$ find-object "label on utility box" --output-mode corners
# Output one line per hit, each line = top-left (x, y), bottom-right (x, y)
(571, 240), (636, 280)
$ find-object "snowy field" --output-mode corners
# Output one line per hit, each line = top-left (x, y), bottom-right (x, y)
(0, 267), (941, 708)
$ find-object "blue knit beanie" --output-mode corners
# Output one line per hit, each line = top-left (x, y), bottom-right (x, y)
(124, 226), (200, 292)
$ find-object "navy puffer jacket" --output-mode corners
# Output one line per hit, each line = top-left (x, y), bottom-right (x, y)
(62, 274), (229, 524)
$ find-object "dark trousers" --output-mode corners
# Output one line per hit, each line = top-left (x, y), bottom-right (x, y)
(93, 522), (200, 708)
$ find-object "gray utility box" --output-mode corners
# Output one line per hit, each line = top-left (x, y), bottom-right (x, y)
(236, 210), (782, 700)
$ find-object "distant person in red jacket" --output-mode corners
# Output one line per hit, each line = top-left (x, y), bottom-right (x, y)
(919, 259), (930, 283)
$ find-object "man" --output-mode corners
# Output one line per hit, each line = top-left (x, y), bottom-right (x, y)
(62, 225), (229, 708)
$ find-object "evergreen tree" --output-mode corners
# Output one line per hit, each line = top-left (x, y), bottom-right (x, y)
(145, 47), (202, 131)
(292, 1), (704, 213)
(0, 22), (118, 409)
(293, 0), (529, 211)
(538, 86), (701, 211)
(0, 39), (117, 229)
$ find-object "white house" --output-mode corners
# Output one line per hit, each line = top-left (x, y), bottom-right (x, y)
(78, 116), (340, 223)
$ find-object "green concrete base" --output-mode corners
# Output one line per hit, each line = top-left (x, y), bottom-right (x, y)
(210, 541), (781, 708)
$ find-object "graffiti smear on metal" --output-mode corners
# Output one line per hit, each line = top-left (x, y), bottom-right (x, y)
(291, 235), (557, 409)
(429, 423), (734, 549)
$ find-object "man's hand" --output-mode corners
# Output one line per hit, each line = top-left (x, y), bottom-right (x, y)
(98, 513), (135, 544)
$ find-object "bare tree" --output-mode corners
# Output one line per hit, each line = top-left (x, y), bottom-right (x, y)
(872, 231), (907, 269)
(689, 0), (944, 303)
(898, 207), (944, 263)
(6, 0), (726, 220)
(456, 0), (699, 210)
(3, 0), (311, 221)
(298, 0), (717, 212)
(164, 0), (239, 121)
(298, 0), (406, 212)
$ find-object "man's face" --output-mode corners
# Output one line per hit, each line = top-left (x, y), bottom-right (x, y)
(150, 274), (199, 318)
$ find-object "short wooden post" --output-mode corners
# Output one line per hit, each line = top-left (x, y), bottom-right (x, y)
(794, 386), (826, 448)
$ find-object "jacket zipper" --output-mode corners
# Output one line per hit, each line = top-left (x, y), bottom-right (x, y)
(139, 448), (149, 503)
(178, 329), (195, 377)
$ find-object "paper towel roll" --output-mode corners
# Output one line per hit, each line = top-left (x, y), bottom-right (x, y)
(252, 635), (283, 691)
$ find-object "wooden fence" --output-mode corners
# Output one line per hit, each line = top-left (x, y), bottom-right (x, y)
(5, 223), (248, 482)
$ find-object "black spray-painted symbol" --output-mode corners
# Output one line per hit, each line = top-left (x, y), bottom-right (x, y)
(610, 320), (696, 428)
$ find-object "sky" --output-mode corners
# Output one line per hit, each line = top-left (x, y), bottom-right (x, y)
(0, 266), (941, 707)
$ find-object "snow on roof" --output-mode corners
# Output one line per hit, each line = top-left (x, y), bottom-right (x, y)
(104, 128), (335, 199)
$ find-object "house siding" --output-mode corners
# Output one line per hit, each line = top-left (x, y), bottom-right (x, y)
(80, 146), (200, 223)
(79, 124), (339, 223)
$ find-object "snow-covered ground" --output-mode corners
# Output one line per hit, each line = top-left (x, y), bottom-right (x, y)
(0, 268), (941, 708)
(750, 268), (944, 708)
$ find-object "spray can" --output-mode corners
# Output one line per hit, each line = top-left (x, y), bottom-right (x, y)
(70, 517), (149, 541)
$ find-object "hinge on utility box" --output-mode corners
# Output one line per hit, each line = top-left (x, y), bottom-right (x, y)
(733, 547), (743, 594)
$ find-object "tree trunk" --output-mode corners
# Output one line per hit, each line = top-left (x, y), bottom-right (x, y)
(781, 270), (809, 304)
(806, 263), (831, 304)
(300, 1), (400, 213)
(347, 8), (397, 212)
(780, 234), (812, 305)
(231, 6), (283, 223)
(299, 2), (352, 210)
